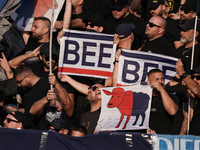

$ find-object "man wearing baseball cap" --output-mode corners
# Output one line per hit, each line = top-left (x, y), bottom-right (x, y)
(177, 19), (200, 73)
(48, 118), (69, 135)
(104, 0), (147, 50)
(4, 111), (34, 129)
(114, 23), (135, 50)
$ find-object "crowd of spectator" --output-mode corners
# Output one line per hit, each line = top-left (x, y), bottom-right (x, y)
(0, 0), (200, 138)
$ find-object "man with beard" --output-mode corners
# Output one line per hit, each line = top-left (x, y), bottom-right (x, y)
(22, 17), (51, 52)
(80, 84), (104, 134)
(177, 19), (200, 73)
(103, 0), (146, 50)
(14, 64), (50, 124)
(147, 69), (179, 134)
(9, 42), (75, 104)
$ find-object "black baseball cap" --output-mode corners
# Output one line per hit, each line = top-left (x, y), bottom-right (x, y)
(115, 23), (135, 38)
(40, 42), (58, 58)
(110, 0), (128, 10)
(10, 111), (34, 129)
(83, 14), (104, 27)
(182, 0), (197, 12)
(147, 0), (164, 9)
(50, 118), (69, 130)
(179, 19), (200, 32)
(190, 66), (200, 74)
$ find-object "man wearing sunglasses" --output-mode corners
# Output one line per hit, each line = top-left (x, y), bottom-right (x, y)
(175, 59), (200, 135)
(140, 16), (179, 58)
(4, 111), (33, 129)
(104, 0), (146, 50)
(9, 42), (75, 105)
(82, 13), (104, 33)
(180, 0), (197, 21)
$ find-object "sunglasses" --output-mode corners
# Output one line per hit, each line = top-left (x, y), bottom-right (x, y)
(147, 21), (161, 28)
(85, 22), (98, 28)
(5, 118), (19, 123)
(88, 86), (98, 91)
(180, 7), (194, 14)
(191, 75), (200, 80)
(16, 74), (30, 84)
(111, 7), (124, 12)
(42, 54), (58, 61)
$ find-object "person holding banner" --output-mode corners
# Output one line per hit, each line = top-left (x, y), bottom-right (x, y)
(175, 59), (200, 135)
(104, 0), (147, 49)
(58, 74), (105, 134)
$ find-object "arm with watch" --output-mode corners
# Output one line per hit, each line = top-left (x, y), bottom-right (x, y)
(112, 48), (122, 87)
(175, 59), (200, 99)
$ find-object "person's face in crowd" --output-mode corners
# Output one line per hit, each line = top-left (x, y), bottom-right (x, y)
(147, 72), (165, 92)
(150, 5), (163, 16)
(3, 114), (22, 129)
(180, 29), (194, 44)
(86, 22), (103, 33)
(71, 0), (82, 7)
(71, 130), (85, 137)
(15, 73), (32, 90)
(112, 6), (128, 20)
(145, 17), (162, 39)
(180, 7), (196, 21)
(50, 99), (62, 112)
(86, 84), (103, 102)
(31, 20), (45, 41)
(39, 54), (57, 70)
(191, 73), (200, 86)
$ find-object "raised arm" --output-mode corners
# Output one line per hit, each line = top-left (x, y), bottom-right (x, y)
(0, 53), (13, 79)
(151, 81), (178, 115)
(9, 46), (40, 69)
(49, 73), (74, 117)
(175, 59), (200, 99)
(58, 73), (89, 95)
(112, 48), (122, 87)
(63, 0), (72, 30)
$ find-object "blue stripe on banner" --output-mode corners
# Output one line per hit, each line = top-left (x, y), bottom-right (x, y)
(121, 51), (177, 65)
(64, 32), (114, 41)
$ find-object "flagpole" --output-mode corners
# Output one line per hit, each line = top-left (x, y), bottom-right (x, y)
(187, 0), (200, 135)
(49, 0), (56, 90)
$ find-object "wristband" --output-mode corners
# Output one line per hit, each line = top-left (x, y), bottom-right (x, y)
(180, 73), (187, 79)
(113, 60), (119, 64)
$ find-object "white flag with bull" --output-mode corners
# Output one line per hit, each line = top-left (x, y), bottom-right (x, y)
(96, 85), (152, 131)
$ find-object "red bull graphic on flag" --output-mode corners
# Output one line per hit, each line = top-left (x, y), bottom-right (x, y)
(59, 29), (116, 79)
(97, 85), (152, 131)
(11, 0), (65, 31)
(117, 49), (178, 86)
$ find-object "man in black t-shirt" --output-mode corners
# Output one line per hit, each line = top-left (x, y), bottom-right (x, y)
(147, 69), (179, 134)
(177, 19), (200, 73)
(14, 64), (50, 125)
(30, 73), (75, 131)
(175, 60), (200, 135)
(140, 16), (179, 58)
(22, 17), (51, 52)
(104, 0), (147, 49)
(9, 42), (75, 104)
